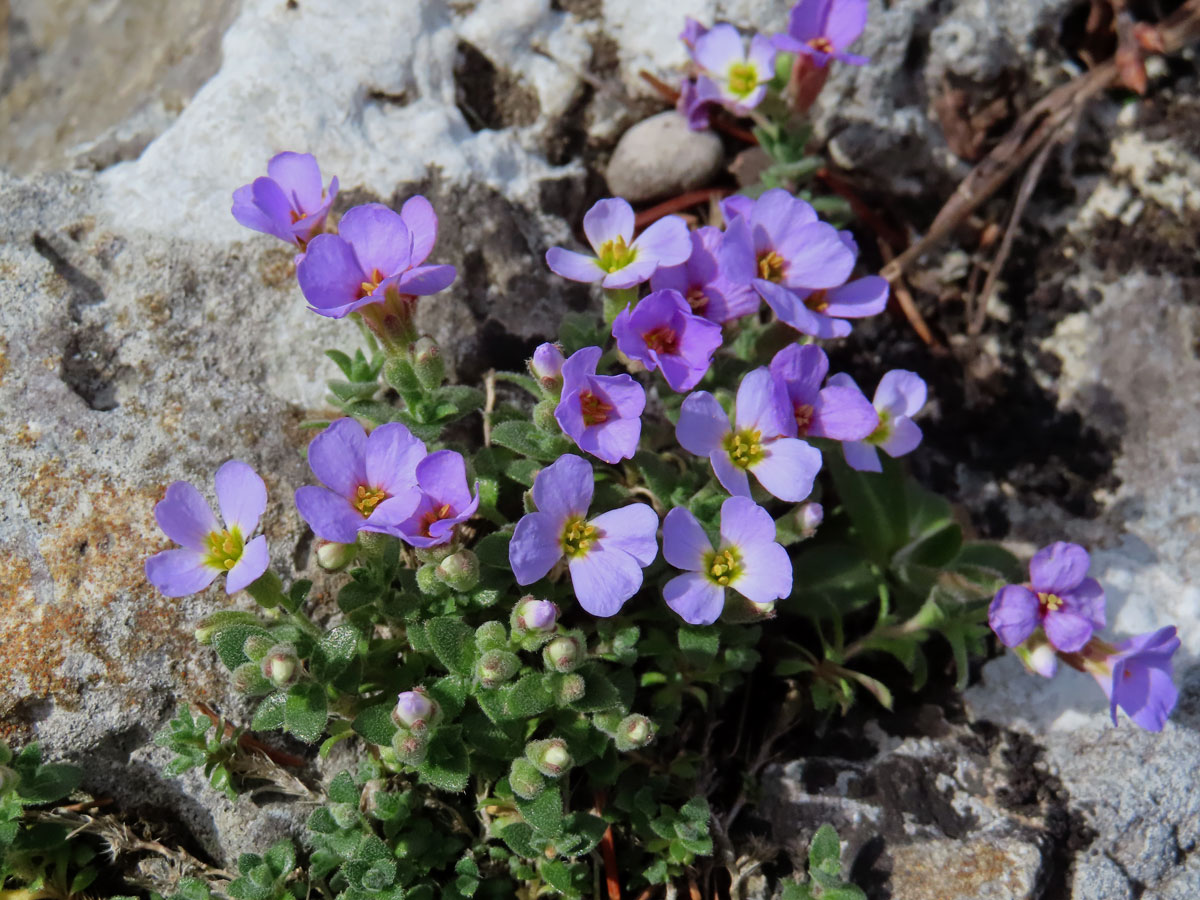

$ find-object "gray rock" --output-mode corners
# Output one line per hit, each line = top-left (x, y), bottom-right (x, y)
(606, 111), (724, 203)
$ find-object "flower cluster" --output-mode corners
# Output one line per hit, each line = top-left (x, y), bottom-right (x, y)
(988, 542), (1180, 731)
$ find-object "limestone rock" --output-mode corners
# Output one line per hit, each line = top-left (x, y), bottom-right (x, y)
(606, 111), (724, 203)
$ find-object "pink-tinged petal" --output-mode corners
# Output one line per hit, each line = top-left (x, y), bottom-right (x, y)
(1029, 542), (1091, 595)
(590, 503), (659, 567)
(582, 415), (641, 463)
(810, 385), (879, 441)
(297, 234), (365, 315)
(787, 0), (832, 42)
(694, 23), (744, 73)
(711, 451), (753, 497)
(568, 544), (643, 617)
(155, 481), (220, 551)
(717, 495), (776, 551)
(757, 279), (827, 338)
(1043, 609), (1094, 653)
(546, 247), (606, 283)
(267, 152), (323, 211)
(362, 489), (421, 532)
(602, 256), (659, 289)
(510, 510), (565, 584)
(214, 460), (266, 535)
(1062, 577), (1106, 630)
(365, 422), (426, 495)
(532, 454), (593, 522)
(145, 548), (219, 598)
(662, 507), (712, 571)
(583, 198), (635, 251)
(730, 538), (792, 605)
(664, 572), (726, 625)
(338, 203), (413, 276)
(676, 391), (730, 456)
(631, 216), (693, 267)
(874, 370), (927, 418)
(879, 416), (922, 458)
(826, 0), (869, 50)
(987, 585), (1039, 647)
(750, 437), (821, 502)
(842, 439), (881, 473)
(734, 366), (787, 437)
(776, 222), (856, 290)
(394, 264), (457, 296)
(823, 276), (889, 318)
(308, 418), (369, 498)
(295, 486), (363, 543)
(226, 534), (269, 594)
(399, 194), (438, 265)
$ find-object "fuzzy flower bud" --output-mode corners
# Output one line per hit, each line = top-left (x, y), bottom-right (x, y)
(391, 729), (429, 766)
(796, 502), (824, 537)
(412, 337), (445, 390)
(533, 399), (559, 433)
(614, 714), (655, 751)
(393, 689), (437, 731)
(232, 661), (272, 695)
(474, 620), (509, 651)
(261, 644), (299, 687)
(525, 738), (572, 778)
(529, 342), (565, 391)
(436, 550), (480, 593)
(509, 757), (547, 799)
(477, 650), (520, 689)
(316, 540), (358, 572)
(0, 765), (18, 796)
(242, 634), (274, 662)
(416, 562), (450, 597)
(554, 673), (586, 705)
(516, 598), (558, 633)
(543, 635), (583, 673)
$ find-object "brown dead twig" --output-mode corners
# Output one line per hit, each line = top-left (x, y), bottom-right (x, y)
(194, 700), (308, 769)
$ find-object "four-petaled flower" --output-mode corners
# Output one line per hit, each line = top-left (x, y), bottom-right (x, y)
(297, 199), (456, 319)
(146, 461), (270, 597)
(232, 152), (338, 249)
(393, 450), (481, 548)
(988, 542), (1106, 653)
(768, 344), (878, 441)
(612, 289), (724, 392)
(691, 24), (777, 114)
(662, 496), (792, 625)
(1089, 627), (1180, 732)
(509, 455), (659, 617)
(832, 370), (926, 472)
(677, 367), (823, 502)
(650, 226), (759, 324)
(295, 418), (425, 543)
(773, 0), (870, 67)
(555, 346), (646, 464)
(546, 199), (692, 289)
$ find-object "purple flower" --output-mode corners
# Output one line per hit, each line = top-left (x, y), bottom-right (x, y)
(677, 78), (714, 131)
(545, 199), (692, 289)
(517, 598), (558, 632)
(650, 227), (759, 324)
(988, 542), (1107, 653)
(680, 16), (709, 49)
(295, 418), (425, 543)
(530, 343), (565, 386)
(509, 455), (659, 617)
(773, 0), (870, 67)
(768, 344), (878, 441)
(145, 461), (270, 597)
(392, 450), (481, 548)
(662, 496), (792, 625)
(555, 346), (645, 464)
(676, 367), (822, 502)
(231, 152), (338, 248)
(296, 199), (456, 319)
(1090, 627), (1180, 732)
(691, 25), (777, 114)
(395, 689), (436, 728)
(833, 370), (926, 472)
(719, 190), (861, 337)
(612, 289), (723, 392)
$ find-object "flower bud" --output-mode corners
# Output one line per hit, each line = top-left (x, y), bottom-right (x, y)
(477, 650), (520, 689)
(391, 729), (429, 766)
(554, 673), (586, 705)
(416, 562), (450, 597)
(232, 661), (273, 696)
(393, 689), (437, 731)
(317, 540), (358, 572)
(529, 342), (565, 391)
(526, 738), (572, 778)
(614, 714), (655, 752)
(474, 620), (509, 651)
(509, 758), (546, 799)
(436, 550), (480, 593)
(796, 502), (823, 537)
(261, 644), (299, 687)
(543, 635), (583, 673)
(0, 765), (18, 796)
(533, 399), (559, 433)
(242, 634), (274, 662)
(412, 337), (445, 390)
(516, 598), (558, 634)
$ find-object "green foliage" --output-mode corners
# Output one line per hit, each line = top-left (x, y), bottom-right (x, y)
(780, 825), (868, 900)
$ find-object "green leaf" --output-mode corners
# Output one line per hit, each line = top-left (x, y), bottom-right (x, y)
(572, 667), (624, 713)
(429, 675), (470, 720)
(284, 682), (328, 743)
(540, 859), (581, 896)
(251, 692), (287, 731)
(474, 532), (512, 569)
(499, 822), (538, 858)
(678, 626), (720, 667)
(352, 703), (398, 746)
(504, 457), (542, 488)
(825, 452), (909, 563)
(325, 349), (354, 378)
(516, 783), (563, 838)
(311, 624), (362, 682)
(16, 762), (82, 803)
(558, 312), (603, 355)
(808, 824), (842, 877)
(426, 617), (479, 676)
(418, 728), (469, 792)
(504, 673), (553, 718)
(561, 812), (609, 856)
(213, 624), (272, 671)
(264, 839), (296, 876)
(779, 883), (816, 900)
(328, 771), (360, 805)
(818, 888), (867, 900)
(491, 421), (554, 460)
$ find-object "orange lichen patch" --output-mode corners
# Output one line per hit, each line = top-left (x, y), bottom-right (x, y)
(0, 336), (9, 385)
(258, 247), (297, 288)
(888, 839), (1034, 899)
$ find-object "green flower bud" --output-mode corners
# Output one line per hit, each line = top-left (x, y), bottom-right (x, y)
(261, 644), (299, 688)
(477, 650), (520, 689)
(415, 562), (450, 597)
(533, 399), (559, 433)
(437, 550), (480, 593)
(232, 661), (273, 696)
(525, 738), (572, 778)
(412, 337), (445, 390)
(509, 758), (546, 799)
(614, 714), (655, 752)
(0, 765), (19, 796)
(543, 635), (583, 673)
(242, 634), (274, 662)
(474, 620), (509, 651)
(391, 729), (429, 766)
(554, 673), (586, 705)
(316, 540), (358, 572)
(416, 543), (456, 564)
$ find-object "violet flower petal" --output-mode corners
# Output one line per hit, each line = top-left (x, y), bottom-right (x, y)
(145, 548), (219, 598)
(711, 450), (753, 497)
(266, 151), (323, 211)
(694, 23), (742, 72)
(842, 439), (881, 473)
(776, 222), (856, 290)
(308, 418), (368, 498)
(583, 198), (636, 250)
(510, 510), (565, 584)
(749, 437), (821, 502)
(399, 195), (438, 266)
(546, 247), (606, 283)
(988, 585), (1039, 647)
(631, 215), (693, 267)
(664, 572), (726, 625)
(676, 391), (730, 456)
(879, 416), (922, 458)
(809, 385), (879, 441)
(295, 485), (363, 544)
(568, 543), (643, 617)
(1064, 576), (1106, 630)
(826, 0), (870, 50)
(731, 538), (792, 605)
(590, 503), (659, 567)
(365, 422), (426, 495)
(531, 454), (594, 522)
(1043, 609), (1094, 653)
(214, 460), (267, 534)
(717, 496), (775, 549)
(226, 534), (269, 594)
(1029, 541), (1091, 595)
(874, 370), (927, 418)
(338, 204), (414, 277)
(662, 507), (712, 571)
(155, 482), (220, 552)
(734, 366), (787, 437)
(822, 275), (889, 318)
(394, 264), (457, 296)
(297, 234), (366, 316)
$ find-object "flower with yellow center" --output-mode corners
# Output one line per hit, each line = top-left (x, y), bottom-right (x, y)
(560, 516), (599, 559)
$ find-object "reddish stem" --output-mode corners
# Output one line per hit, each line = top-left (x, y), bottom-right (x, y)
(195, 701), (308, 769)
(634, 189), (732, 229)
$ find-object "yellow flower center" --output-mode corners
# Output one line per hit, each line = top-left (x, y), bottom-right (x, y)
(359, 267), (386, 297)
(1038, 592), (1064, 614)
(597, 235), (637, 273)
(579, 389), (614, 427)
(205, 527), (244, 571)
(865, 410), (891, 446)
(643, 325), (680, 355)
(804, 289), (830, 313)
(686, 287), (709, 314)
(757, 251), (785, 283)
(809, 37), (834, 54)
(353, 484), (389, 517)
(289, 209), (309, 224)
(794, 402), (815, 435)
(704, 546), (743, 587)
(723, 428), (765, 469)
(561, 516), (598, 558)
(419, 502), (453, 537)
(727, 62), (760, 99)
